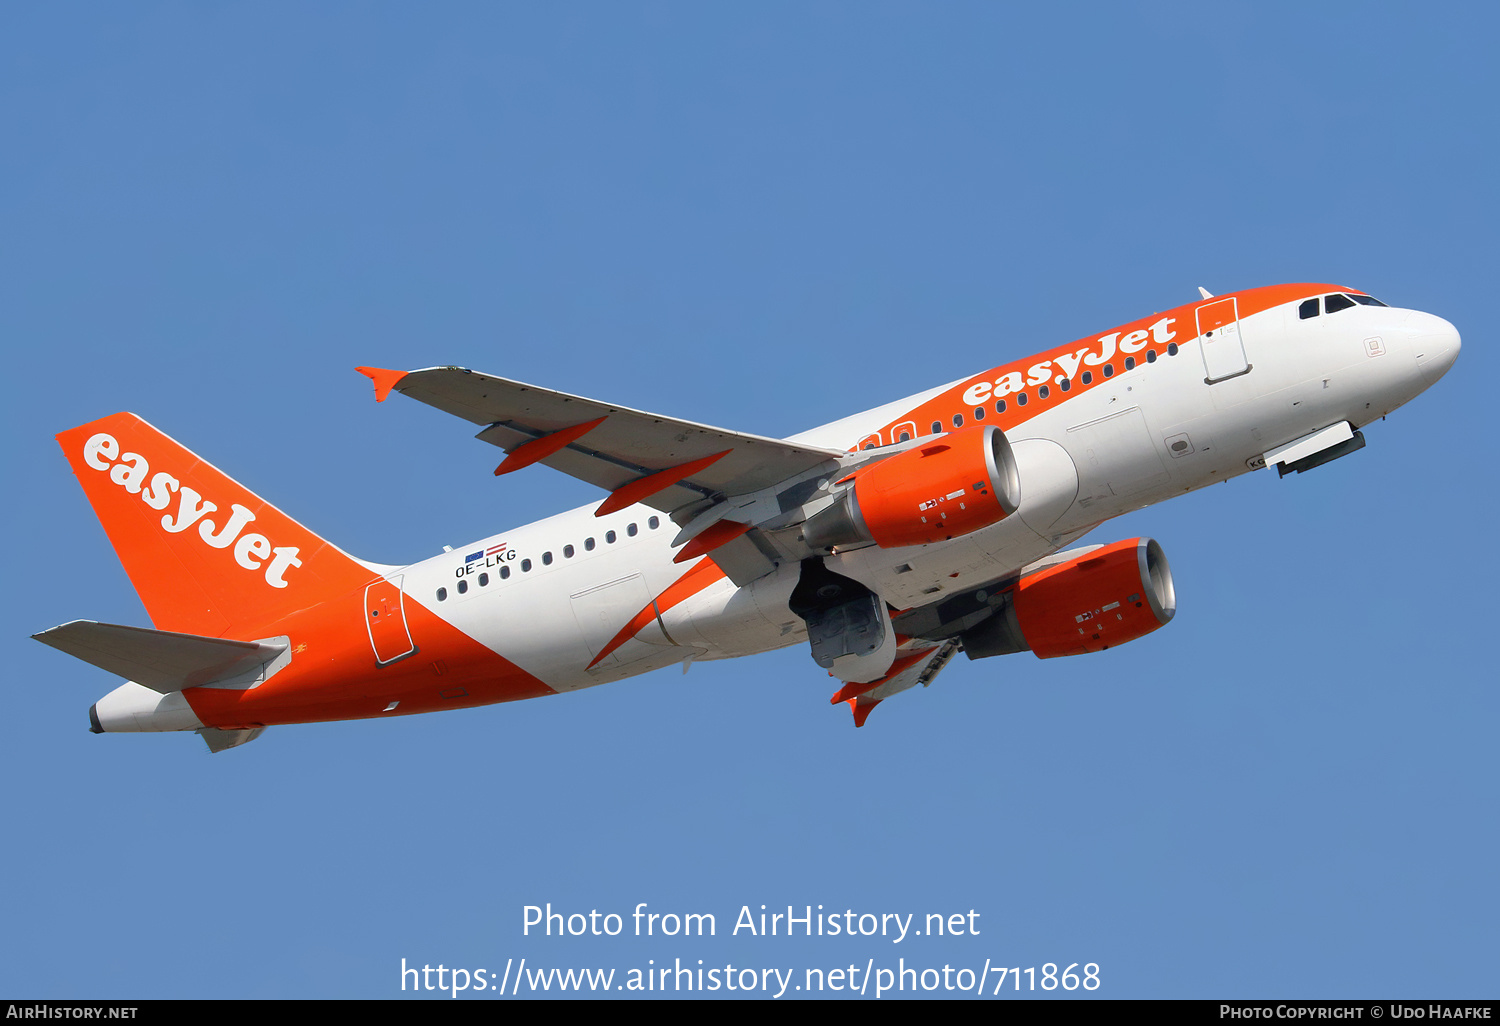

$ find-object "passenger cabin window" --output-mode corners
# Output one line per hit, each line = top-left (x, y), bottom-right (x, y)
(627, 523), (638, 537)
(542, 551), (553, 565)
(436, 587), (447, 601)
(500, 565), (511, 579)
(1325, 293), (1356, 314)
(648, 516), (660, 529)
(457, 579), (468, 595)
(930, 421), (942, 434)
(585, 537), (595, 551)
(521, 559), (532, 572)
(478, 572), (489, 586)
(606, 531), (617, 544)
(563, 545), (574, 558)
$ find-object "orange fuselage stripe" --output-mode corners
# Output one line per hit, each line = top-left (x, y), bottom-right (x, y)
(865, 283), (1349, 449)
(587, 557), (728, 669)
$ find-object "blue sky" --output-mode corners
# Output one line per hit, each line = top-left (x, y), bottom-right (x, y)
(3, 2), (1494, 999)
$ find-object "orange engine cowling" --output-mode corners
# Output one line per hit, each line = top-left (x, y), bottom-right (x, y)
(804, 425), (1021, 549)
(961, 538), (1176, 659)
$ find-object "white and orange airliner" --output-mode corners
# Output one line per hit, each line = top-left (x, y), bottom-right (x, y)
(36, 283), (1460, 751)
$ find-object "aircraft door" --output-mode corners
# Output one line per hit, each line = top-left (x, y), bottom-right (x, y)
(1197, 297), (1251, 383)
(364, 576), (417, 666)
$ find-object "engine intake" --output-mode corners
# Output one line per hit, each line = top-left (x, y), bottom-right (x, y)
(804, 425), (1021, 550)
(962, 538), (1175, 659)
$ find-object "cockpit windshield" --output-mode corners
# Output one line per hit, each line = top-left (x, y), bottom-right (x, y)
(1299, 293), (1389, 319)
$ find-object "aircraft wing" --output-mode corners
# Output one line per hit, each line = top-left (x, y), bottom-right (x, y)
(834, 639), (961, 727)
(360, 366), (847, 518)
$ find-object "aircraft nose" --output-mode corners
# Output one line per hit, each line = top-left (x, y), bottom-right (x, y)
(1407, 312), (1461, 386)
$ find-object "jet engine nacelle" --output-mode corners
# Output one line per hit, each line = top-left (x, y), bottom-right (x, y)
(962, 538), (1176, 659)
(803, 425), (1021, 550)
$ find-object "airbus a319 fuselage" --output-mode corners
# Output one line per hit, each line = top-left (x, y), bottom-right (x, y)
(37, 283), (1460, 750)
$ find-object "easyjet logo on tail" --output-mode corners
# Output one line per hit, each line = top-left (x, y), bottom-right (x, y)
(81, 432), (303, 588)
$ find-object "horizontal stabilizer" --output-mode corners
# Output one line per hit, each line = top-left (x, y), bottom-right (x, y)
(33, 620), (287, 694)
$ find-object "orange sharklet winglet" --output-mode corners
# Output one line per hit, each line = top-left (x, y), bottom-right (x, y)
(355, 366), (408, 403)
(848, 697), (881, 728)
(357, 366), (411, 402)
(494, 417), (608, 476)
(594, 450), (732, 517)
(671, 519), (751, 564)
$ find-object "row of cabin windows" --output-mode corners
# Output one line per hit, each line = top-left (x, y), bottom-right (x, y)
(886, 342), (1182, 443)
(435, 515), (661, 601)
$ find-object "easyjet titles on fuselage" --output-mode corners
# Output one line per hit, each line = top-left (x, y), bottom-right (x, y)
(960, 316), (1179, 406)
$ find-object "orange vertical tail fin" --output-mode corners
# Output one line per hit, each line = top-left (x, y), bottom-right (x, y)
(57, 413), (381, 639)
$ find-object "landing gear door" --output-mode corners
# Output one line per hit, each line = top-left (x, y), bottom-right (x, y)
(365, 576), (417, 666)
(1196, 296), (1251, 383)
